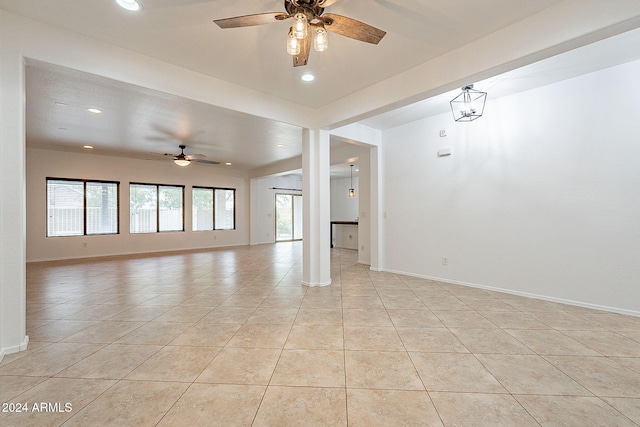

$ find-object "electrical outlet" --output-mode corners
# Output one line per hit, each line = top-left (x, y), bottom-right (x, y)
(83, 242), (87, 248)
(348, 234), (352, 239)
(439, 129), (447, 137)
(442, 257), (448, 266)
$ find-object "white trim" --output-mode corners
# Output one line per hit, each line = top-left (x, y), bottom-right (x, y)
(0, 335), (29, 363)
(382, 268), (640, 318)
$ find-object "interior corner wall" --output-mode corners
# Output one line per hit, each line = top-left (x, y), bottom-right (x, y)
(26, 148), (250, 262)
(250, 175), (302, 245)
(381, 59), (640, 315)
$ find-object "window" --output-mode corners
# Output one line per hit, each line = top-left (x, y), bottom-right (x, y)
(192, 187), (213, 231)
(275, 193), (302, 241)
(130, 183), (184, 233)
(215, 188), (235, 230)
(192, 187), (235, 231)
(47, 178), (119, 237)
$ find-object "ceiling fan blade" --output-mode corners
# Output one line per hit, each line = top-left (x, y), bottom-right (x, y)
(214, 12), (289, 29)
(293, 32), (311, 67)
(185, 154), (205, 160)
(193, 159), (221, 165)
(318, 0), (340, 6)
(322, 13), (386, 44)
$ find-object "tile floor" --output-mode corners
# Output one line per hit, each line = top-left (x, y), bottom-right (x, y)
(1, 242), (640, 426)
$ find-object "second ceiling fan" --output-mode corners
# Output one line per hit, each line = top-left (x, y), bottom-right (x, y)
(214, 0), (386, 67)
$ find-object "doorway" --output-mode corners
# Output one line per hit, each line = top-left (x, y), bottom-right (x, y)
(275, 193), (303, 242)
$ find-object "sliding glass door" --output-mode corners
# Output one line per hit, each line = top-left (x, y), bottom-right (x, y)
(275, 193), (303, 242)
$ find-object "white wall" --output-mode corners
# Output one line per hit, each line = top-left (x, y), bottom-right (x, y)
(329, 126), (383, 268)
(27, 148), (249, 262)
(330, 176), (359, 221)
(330, 176), (359, 250)
(250, 175), (302, 245)
(382, 59), (640, 315)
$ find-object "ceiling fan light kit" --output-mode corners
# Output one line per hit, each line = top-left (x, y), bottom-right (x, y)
(214, 0), (386, 67)
(173, 145), (191, 166)
(287, 28), (301, 56)
(314, 25), (328, 52)
(292, 12), (309, 39)
(174, 158), (191, 167)
(167, 144), (222, 167)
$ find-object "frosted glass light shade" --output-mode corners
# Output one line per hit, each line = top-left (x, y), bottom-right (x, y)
(314, 27), (328, 52)
(174, 158), (190, 167)
(293, 13), (308, 39)
(115, 0), (141, 11)
(287, 30), (300, 55)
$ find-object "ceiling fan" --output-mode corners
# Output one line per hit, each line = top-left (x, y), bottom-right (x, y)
(214, 0), (386, 67)
(165, 145), (221, 167)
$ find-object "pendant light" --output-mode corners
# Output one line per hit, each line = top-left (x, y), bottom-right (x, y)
(450, 84), (487, 122)
(348, 164), (355, 198)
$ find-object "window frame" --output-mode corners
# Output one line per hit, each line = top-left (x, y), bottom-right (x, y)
(129, 182), (185, 234)
(46, 177), (120, 237)
(192, 186), (236, 231)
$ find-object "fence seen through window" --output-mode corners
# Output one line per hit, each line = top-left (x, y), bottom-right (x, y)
(192, 187), (235, 231)
(47, 179), (119, 237)
(130, 183), (184, 233)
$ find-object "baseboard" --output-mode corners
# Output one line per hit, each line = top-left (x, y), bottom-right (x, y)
(301, 280), (332, 287)
(382, 268), (640, 318)
(26, 243), (252, 264)
(0, 335), (29, 363)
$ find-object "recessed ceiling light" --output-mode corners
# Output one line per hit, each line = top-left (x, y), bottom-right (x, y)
(55, 102), (67, 107)
(87, 108), (102, 114)
(301, 73), (315, 82)
(277, 144), (285, 148)
(225, 162), (232, 166)
(115, 0), (141, 11)
(83, 145), (94, 149)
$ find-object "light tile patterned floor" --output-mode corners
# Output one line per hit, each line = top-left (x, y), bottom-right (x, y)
(1, 242), (640, 426)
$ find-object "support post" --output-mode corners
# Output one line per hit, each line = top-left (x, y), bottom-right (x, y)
(302, 128), (331, 287)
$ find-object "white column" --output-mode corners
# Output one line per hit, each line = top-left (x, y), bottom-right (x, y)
(369, 145), (383, 271)
(0, 15), (28, 360)
(302, 128), (331, 287)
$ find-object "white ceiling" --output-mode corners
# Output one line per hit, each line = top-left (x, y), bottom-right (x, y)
(1, 0), (565, 108)
(4, 1), (640, 174)
(360, 26), (640, 130)
(26, 60), (303, 170)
